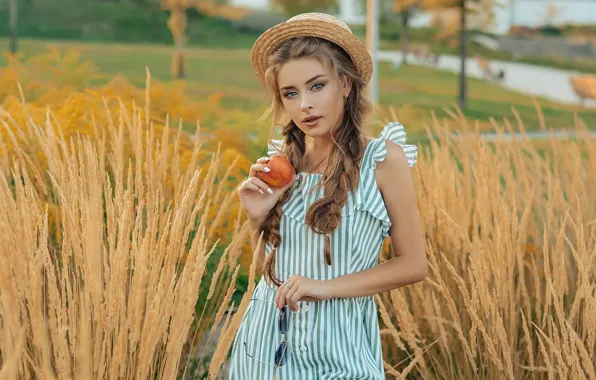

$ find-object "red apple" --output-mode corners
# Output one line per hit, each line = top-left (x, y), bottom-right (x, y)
(256, 154), (295, 188)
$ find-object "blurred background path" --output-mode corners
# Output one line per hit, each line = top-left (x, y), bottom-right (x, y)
(379, 50), (596, 108)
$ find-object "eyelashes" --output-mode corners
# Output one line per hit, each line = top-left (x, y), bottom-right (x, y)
(283, 83), (325, 99)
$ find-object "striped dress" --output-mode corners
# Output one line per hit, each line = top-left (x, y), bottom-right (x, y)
(228, 122), (418, 380)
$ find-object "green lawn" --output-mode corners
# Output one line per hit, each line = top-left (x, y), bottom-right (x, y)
(1, 37), (595, 139)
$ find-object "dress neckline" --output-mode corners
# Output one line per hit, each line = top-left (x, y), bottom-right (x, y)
(299, 138), (373, 176)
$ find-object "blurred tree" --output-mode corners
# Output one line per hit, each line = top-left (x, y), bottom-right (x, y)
(427, 0), (499, 108)
(393, 0), (496, 108)
(156, 0), (251, 78)
(165, 1), (188, 78)
(392, 0), (419, 64)
(273, 0), (337, 17)
(354, 0), (497, 108)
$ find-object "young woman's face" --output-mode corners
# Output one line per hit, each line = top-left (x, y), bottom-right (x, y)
(277, 57), (350, 139)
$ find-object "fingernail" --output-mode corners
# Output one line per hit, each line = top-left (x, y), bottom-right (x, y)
(259, 189), (264, 195)
(264, 167), (271, 173)
(267, 188), (273, 194)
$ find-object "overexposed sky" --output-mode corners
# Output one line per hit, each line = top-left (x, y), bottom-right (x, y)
(231, 0), (596, 35)
(412, 0), (596, 34)
(495, 0), (596, 33)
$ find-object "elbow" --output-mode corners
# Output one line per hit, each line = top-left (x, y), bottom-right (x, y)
(412, 258), (428, 284)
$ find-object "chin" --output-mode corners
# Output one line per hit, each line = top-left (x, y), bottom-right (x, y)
(303, 122), (332, 135)
(304, 129), (332, 139)
(294, 118), (335, 138)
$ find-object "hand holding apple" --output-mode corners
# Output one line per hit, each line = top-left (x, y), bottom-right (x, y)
(238, 155), (298, 223)
(255, 154), (296, 188)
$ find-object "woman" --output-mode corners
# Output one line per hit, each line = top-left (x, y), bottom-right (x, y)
(229, 12), (427, 380)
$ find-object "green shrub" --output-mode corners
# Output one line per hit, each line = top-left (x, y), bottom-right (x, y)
(230, 11), (286, 34)
(0, 0), (256, 47)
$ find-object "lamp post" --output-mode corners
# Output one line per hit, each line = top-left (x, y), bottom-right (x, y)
(366, 0), (379, 134)
(458, 0), (467, 109)
(9, 0), (18, 54)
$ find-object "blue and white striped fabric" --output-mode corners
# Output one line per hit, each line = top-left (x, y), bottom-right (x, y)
(228, 122), (418, 379)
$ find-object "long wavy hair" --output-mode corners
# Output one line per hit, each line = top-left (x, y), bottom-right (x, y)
(258, 36), (372, 287)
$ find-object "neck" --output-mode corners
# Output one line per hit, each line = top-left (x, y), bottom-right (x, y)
(311, 136), (334, 157)
(305, 136), (334, 173)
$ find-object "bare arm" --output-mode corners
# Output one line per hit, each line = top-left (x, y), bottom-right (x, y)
(324, 140), (427, 299)
(238, 154), (298, 269)
(249, 218), (267, 268)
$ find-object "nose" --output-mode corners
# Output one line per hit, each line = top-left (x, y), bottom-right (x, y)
(300, 94), (313, 112)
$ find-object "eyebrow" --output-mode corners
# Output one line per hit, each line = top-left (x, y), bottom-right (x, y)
(279, 74), (326, 92)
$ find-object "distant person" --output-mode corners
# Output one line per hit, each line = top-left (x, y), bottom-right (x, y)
(229, 12), (428, 380)
(475, 55), (506, 82)
(410, 43), (440, 67)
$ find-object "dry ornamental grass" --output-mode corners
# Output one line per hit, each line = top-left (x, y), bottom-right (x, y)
(0, 66), (594, 379)
(0, 71), (254, 379)
(371, 108), (596, 379)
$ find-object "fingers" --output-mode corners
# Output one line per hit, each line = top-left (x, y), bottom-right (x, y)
(284, 286), (300, 312)
(239, 176), (273, 196)
(288, 289), (301, 312)
(275, 282), (286, 309)
(239, 178), (265, 195)
(248, 176), (274, 194)
(248, 163), (271, 178)
(276, 279), (301, 312)
(239, 156), (275, 195)
(249, 158), (271, 178)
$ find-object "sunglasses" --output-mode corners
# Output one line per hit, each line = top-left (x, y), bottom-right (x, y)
(243, 298), (293, 371)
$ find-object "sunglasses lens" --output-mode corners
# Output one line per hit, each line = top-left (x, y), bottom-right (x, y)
(279, 306), (288, 332)
(274, 342), (288, 366)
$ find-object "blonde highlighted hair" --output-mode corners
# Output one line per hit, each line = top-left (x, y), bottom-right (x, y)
(257, 36), (372, 287)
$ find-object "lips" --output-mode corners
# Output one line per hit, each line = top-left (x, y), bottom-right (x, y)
(302, 116), (322, 126)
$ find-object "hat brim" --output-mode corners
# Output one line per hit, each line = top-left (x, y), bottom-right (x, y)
(250, 18), (373, 86)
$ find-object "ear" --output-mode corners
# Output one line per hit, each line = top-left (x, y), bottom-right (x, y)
(340, 75), (352, 97)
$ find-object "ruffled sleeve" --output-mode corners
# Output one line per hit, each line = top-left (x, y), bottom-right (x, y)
(355, 122), (418, 238)
(370, 121), (418, 168)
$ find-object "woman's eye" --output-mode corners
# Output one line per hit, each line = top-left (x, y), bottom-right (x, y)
(283, 84), (323, 99)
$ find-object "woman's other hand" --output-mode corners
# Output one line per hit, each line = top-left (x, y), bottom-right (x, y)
(275, 274), (333, 312)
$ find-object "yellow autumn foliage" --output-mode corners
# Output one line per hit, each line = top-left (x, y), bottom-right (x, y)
(0, 48), (262, 263)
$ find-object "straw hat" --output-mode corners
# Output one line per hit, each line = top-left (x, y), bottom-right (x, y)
(250, 12), (373, 86)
